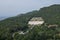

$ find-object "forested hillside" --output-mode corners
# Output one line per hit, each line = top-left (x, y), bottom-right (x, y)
(0, 4), (60, 40)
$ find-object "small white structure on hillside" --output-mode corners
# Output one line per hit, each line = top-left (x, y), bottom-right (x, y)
(48, 24), (58, 28)
(18, 30), (29, 35)
(28, 17), (44, 26)
(18, 31), (25, 34)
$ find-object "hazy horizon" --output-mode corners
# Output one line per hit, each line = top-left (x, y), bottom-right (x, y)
(0, 0), (60, 17)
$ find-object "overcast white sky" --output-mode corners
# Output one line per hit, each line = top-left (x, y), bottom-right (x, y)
(0, 0), (60, 17)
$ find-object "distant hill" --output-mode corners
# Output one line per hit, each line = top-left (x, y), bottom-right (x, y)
(0, 4), (60, 40)
(0, 17), (8, 21)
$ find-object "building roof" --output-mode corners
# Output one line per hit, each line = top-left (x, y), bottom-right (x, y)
(48, 24), (58, 28)
(30, 17), (44, 21)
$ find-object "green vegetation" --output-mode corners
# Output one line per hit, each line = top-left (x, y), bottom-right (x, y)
(0, 4), (60, 40)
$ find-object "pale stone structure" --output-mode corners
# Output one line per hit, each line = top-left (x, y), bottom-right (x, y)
(28, 17), (44, 26)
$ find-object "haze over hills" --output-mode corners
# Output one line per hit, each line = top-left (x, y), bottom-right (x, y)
(0, 0), (60, 17)
(0, 17), (8, 21)
(0, 4), (60, 40)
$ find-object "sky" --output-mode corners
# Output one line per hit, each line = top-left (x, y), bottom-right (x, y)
(0, 0), (60, 17)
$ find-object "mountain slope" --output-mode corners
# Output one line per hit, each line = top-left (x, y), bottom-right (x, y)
(0, 4), (60, 40)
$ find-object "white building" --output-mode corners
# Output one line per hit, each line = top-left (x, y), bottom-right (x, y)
(18, 30), (29, 35)
(18, 31), (25, 34)
(28, 17), (44, 26)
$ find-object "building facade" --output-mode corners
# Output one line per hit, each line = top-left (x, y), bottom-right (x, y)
(28, 17), (44, 28)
